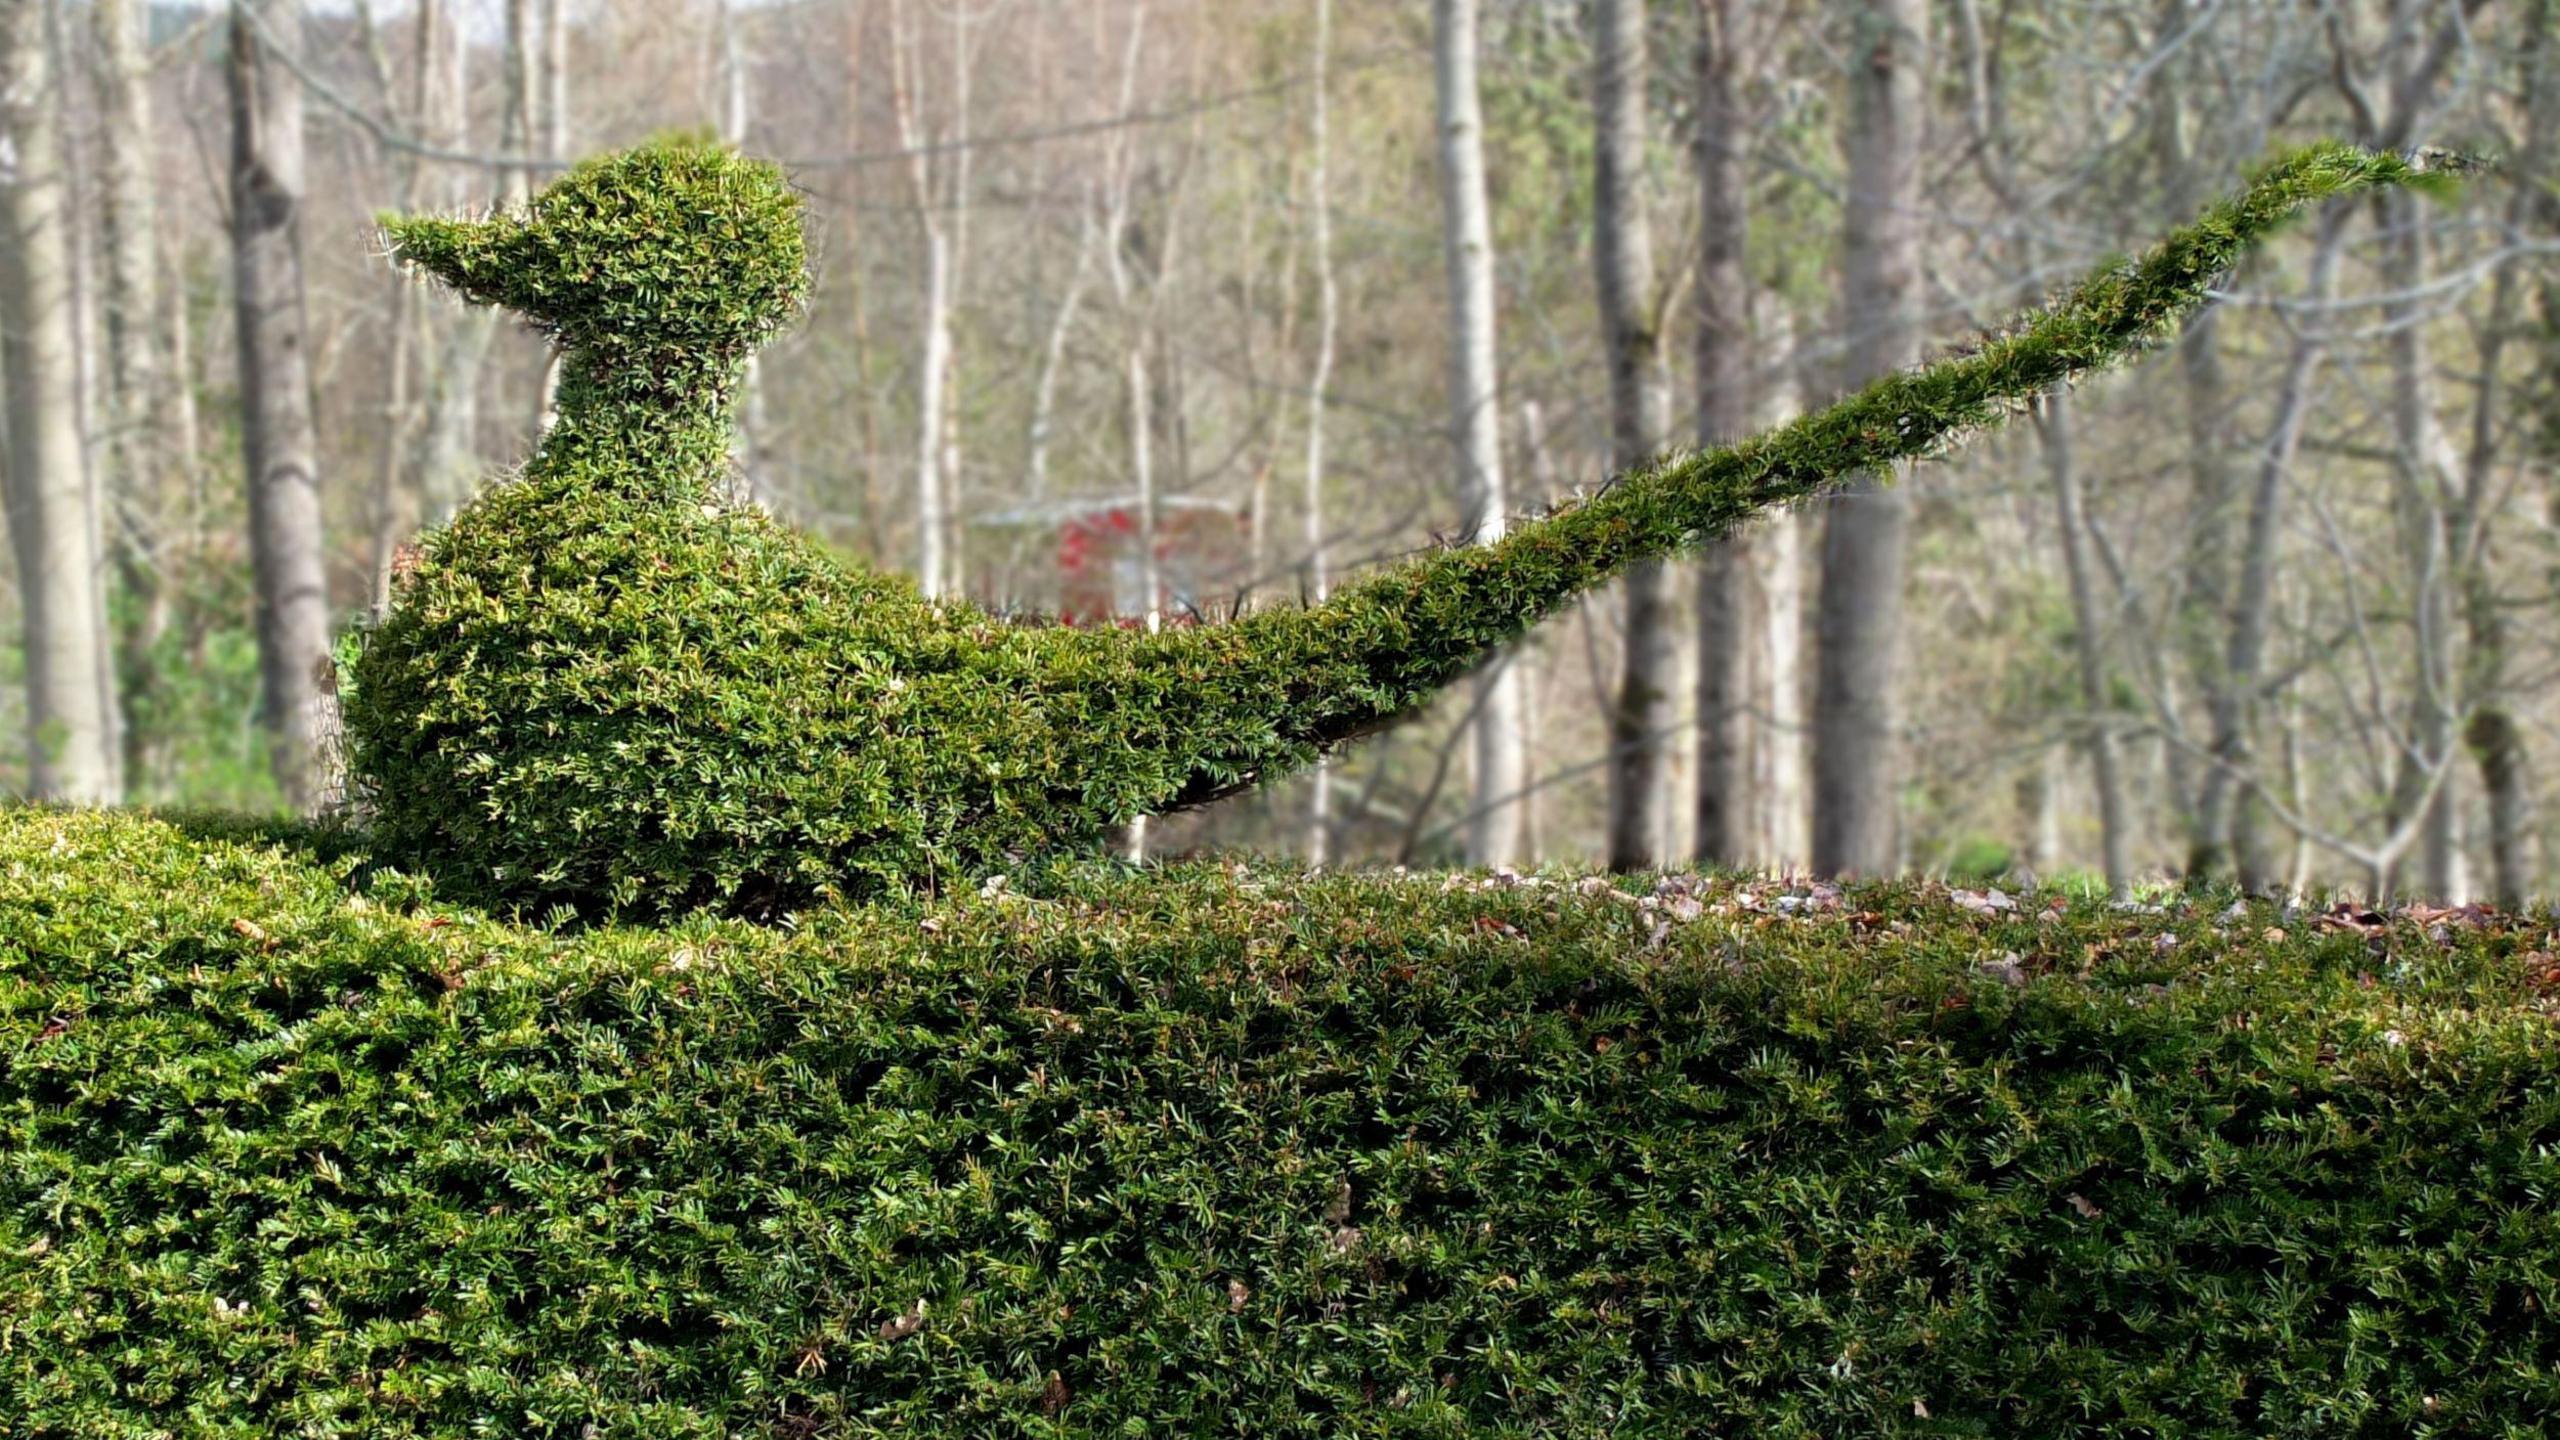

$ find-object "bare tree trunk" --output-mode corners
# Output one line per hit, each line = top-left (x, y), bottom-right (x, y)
(1302, 0), (1339, 865)
(888, 0), (951, 596)
(1753, 309), (1808, 869)
(914, 227), (953, 594)
(719, 0), (772, 508)
(2378, 189), (2460, 900)
(1811, 0), (1924, 877)
(2458, 0), (2553, 908)
(2151, 3), (2220, 833)
(364, 0), (433, 609)
(410, 0), (504, 528)
(2040, 388), (2132, 896)
(1122, 341), (1158, 627)
(1691, 0), (1756, 868)
(2190, 205), (2348, 886)
(541, 0), (567, 158)
(92, 0), (165, 788)
(1024, 211), (1095, 506)
(1593, 0), (1672, 870)
(1434, 0), (1528, 866)
(229, 0), (335, 812)
(533, 0), (568, 429)
(1, 0), (120, 803)
(940, 4), (975, 597)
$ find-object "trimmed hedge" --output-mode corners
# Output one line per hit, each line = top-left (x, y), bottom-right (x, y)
(7, 808), (2560, 1436)
(347, 141), (2463, 918)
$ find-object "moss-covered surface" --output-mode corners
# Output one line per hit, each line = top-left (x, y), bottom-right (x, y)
(344, 140), (2464, 918)
(6, 807), (2558, 1435)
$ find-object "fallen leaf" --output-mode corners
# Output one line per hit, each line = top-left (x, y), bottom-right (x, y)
(877, 1298), (927, 1342)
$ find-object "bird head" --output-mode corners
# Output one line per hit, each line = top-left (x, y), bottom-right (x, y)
(381, 136), (808, 377)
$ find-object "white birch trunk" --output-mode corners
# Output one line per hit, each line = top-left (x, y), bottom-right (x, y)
(1303, 0), (1339, 865)
(1753, 309), (1808, 870)
(1433, 0), (1528, 866)
(888, 0), (950, 596)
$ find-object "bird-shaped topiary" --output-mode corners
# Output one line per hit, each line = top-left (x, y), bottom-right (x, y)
(346, 137), (2454, 917)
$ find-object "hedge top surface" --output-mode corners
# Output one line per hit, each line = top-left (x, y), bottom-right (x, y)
(6, 808), (2560, 1435)
(347, 140), (2460, 917)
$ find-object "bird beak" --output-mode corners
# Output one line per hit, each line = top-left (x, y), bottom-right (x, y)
(379, 211), (528, 309)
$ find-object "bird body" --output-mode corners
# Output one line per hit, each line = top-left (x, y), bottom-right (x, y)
(347, 138), (2449, 916)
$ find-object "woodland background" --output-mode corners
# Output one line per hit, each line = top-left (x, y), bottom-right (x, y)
(0, 0), (2547, 901)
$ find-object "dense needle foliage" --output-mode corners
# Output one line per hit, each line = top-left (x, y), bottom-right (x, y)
(342, 139), (2458, 917)
(5, 809), (2558, 1436)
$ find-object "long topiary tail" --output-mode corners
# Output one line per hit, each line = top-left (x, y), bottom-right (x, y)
(1140, 143), (2463, 812)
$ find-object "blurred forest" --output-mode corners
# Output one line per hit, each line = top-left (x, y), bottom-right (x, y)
(0, 0), (2549, 900)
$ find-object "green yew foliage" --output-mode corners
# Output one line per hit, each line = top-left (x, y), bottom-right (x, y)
(7, 809), (2560, 1435)
(345, 139), (2455, 917)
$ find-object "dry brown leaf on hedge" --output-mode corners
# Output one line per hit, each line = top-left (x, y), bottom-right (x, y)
(877, 1299), (926, 1342)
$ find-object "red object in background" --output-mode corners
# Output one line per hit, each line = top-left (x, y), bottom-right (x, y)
(1026, 497), (1244, 628)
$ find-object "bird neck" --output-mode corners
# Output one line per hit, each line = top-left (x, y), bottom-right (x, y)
(529, 345), (747, 504)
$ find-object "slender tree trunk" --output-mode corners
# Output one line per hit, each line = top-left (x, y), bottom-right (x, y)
(888, 0), (951, 596)
(1433, 0), (1528, 866)
(1691, 0), (1756, 867)
(1302, 0), (1339, 865)
(1124, 343), (1158, 627)
(2150, 5), (2218, 832)
(838, 2), (885, 558)
(1752, 308), (1808, 868)
(49, 0), (103, 648)
(229, 0), (335, 811)
(939, 3), (974, 596)
(1594, 0), (1672, 870)
(533, 0), (568, 428)
(92, 0), (160, 527)
(2459, 0), (2553, 908)
(2040, 388), (2132, 896)
(2378, 189), (2459, 900)
(914, 226), (953, 594)
(719, 0), (773, 509)
(2190, 205), (2350, 885)
(1024, 213), (1095, 506)
(92, 0), (166, 790)
(410, 0), (500, 528)
(1811, 0), (1924, 876)
(1, 0), (120, 803)
(541, 0), (566, 158)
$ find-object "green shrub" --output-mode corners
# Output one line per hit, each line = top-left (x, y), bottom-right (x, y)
(344, 140), (2460, 918)
(7, 808), (2558, 1436)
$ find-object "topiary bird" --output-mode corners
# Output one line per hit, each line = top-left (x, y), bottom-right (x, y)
(347, 138), (2455, 916)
